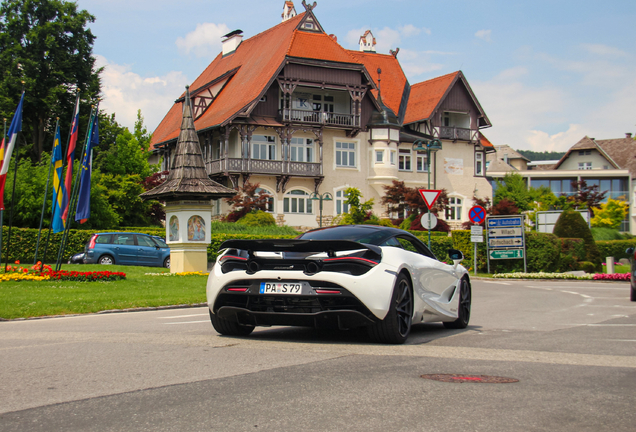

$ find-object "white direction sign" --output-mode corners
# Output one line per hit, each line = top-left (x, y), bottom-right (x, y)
(488, 227), (522, 237)
(471, 225), (484, 235)
(489, 238), (524, 248)
(420, 213), (438, 230)
(471, 235), (484, 243)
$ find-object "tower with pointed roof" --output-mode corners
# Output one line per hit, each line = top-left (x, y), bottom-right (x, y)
(148, 1), (495, 230)
(142, 86), (235, 272)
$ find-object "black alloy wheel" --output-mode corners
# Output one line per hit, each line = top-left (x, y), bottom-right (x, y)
(443, 277), (471, 329)
(368, 273), (413, 344)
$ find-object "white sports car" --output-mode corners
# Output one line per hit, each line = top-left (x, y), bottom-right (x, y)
(206, 225), (471, 344)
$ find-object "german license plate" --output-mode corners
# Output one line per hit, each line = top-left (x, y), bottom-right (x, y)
(259, 282), (304, 295)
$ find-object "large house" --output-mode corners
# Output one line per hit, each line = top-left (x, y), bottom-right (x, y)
(487, 134), (634, 233)
(149, 1), (495, 229)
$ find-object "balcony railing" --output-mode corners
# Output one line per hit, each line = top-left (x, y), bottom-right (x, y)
(439, 126), (472, 141)
(206, 158), (321, 177)
(278, 109), (359, 128)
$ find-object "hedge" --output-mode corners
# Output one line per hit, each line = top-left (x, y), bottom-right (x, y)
(4, 227), (633, 272)
(596, 240), (636, 262)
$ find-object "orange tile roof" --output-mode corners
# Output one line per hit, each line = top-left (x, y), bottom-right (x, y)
(151, 13), (305, 149)
(403, 71), (459, 125)
(346, 51), (407, 117)
(479, 132), (494, 149)
(288, 31), (359, 64)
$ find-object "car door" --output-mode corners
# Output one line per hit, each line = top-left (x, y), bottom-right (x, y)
(112, 233), (138, 265)
(395, 235), (460, 310)
(135, 234), (161, 267)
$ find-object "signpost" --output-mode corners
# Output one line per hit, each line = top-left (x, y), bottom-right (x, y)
(418, 189), (441, 249)
(468, 206), (486, 276)
(486, 214), (526, 274)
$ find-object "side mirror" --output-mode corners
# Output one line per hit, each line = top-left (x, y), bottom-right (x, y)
(448, 249), (464, 268)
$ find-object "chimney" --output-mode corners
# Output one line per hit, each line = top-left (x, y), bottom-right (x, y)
(282, 1), (297, 22)
(626, 133), (633, 139)
(222, 30), (243, 56)
(359, 30), (376, 52)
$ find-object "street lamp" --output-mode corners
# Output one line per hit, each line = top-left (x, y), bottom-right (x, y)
(412, 139), (443, 248)
(309, 192), (333, 227)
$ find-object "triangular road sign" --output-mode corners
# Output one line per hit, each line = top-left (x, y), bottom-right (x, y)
(418, 189), (441, 209)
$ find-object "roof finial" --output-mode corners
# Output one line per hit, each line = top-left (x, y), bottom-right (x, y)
(301, 0), (317, 12)
(377, 68), (382, 100)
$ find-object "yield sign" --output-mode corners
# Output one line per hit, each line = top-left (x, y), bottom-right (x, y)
(418, 189), (441, 209)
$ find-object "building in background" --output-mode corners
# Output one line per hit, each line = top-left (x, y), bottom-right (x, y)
(487, 134), (634, 233)
(149, 1), (495, 229)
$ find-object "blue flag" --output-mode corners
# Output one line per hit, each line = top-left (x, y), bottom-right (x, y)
(75, 111), (99, 223)
(51, 125), (67, 232)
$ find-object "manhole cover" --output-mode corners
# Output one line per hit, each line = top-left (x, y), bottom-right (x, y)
(420, 374), (519, 384)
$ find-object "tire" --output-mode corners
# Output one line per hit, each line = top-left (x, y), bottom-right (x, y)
(98, 255), (115, 265)
(163, 257), (170, 269)
(368, 273), (413, 344)
(443, 277), (471, 329)
(209, 310), (255, 336)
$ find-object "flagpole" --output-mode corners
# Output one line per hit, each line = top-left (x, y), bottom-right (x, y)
(0, 118), (6, 271)
(4, 131), (24, 271)
(54, 90), (82, 270)
(55, 105), (96, 270)
(34, 118), (60, 264)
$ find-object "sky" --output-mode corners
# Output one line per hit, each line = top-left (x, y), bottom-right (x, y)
(76, 0), (636, 152)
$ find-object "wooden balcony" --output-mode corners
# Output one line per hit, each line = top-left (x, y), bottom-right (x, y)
(438, 126), (476, 141)
(206, 158), (322, 177)
(278, 109), (359, 128)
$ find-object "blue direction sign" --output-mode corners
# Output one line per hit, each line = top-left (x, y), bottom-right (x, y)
(487, 216), (523, 227)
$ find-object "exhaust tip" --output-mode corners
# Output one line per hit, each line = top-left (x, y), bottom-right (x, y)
(247, 261), (260, 274)
(305, 261), (321, 275)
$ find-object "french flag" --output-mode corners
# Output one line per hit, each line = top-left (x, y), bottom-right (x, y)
(61, 92), (80, 224)
(0, 92), (25, 211)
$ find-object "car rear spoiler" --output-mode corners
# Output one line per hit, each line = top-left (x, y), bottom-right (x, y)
(219, 239), (382, 258)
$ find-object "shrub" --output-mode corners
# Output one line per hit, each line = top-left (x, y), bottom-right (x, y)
(591, 227), (624, 241)
(595, 240), (636, 261)
(578, 261), (596, 273)
(237, 211), (276, 227)
(553, 210), (601, 267)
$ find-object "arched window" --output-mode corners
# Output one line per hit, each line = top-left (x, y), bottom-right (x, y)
(256, 187), (274, 213)
(283, 189), (313, 214)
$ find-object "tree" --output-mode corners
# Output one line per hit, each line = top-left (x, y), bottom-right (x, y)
(567, 180), (606, 214)
(381, 180), (410, 217)
(591, 198), (628, 230)
(340, 187), (374, 225)
(494, 173), (547, 212)
(0, 0), (101, 161)
(224, 182), (271, 222)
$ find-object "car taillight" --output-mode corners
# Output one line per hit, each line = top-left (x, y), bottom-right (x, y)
(88, 235), (98, 249)
(323, 256), (379, 266)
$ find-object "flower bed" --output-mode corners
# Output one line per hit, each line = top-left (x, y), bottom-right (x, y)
(0, 261), (126, 282)
(145, 271), (209, 276)
(492, 272), (594, 280)
(593, 273), (630, 281)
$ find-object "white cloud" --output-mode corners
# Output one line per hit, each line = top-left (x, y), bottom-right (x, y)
(175, 22), (231, 58)
(96, 55), (188, 131)
(526, 125), (589, 153)
(475, 29), (492, 42)
(581, 43), (628, 58)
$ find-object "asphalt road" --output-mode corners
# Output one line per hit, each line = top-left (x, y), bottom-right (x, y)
(1, 279), (635, 431)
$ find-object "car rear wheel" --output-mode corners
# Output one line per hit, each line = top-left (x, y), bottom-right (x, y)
(98, 255), (114, 265)
(163, 257), (170, 269)
(443, 277), (471, 329)
(368, 273), (412, 344)
(209, 310), (255, 336)
(631, 284), (635, 302)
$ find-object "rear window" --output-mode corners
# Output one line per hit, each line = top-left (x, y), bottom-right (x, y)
(95, 235), (112, 244)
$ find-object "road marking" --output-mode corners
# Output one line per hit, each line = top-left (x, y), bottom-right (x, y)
(560, 290), (592, 298)
(164, 320), (210, 325)
(481, 281), (511, 285)
(158, 313), (208, 319)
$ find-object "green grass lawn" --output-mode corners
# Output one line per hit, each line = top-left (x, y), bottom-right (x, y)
(0, 264), (208, 320)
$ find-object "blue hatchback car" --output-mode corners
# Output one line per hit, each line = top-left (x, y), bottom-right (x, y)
(84, 232), (171, 268)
